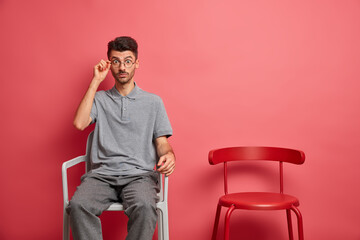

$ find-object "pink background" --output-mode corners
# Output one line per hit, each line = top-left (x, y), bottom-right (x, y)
(1, 0), (359, 239)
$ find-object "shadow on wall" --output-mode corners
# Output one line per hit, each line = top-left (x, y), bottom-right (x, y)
(101, 211), (129, 240)
(226, 212), (288, 240)
(101, 211), (162, 240)
(204, 160), (281, 193)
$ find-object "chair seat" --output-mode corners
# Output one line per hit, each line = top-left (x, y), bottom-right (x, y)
(219, 192), (299, 210)
(107, 202), (124, 211)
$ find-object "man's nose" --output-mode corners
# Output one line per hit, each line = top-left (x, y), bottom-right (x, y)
(119, 62), (126, 71)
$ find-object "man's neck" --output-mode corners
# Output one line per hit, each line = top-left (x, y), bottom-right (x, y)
(115, 80), (135, 96)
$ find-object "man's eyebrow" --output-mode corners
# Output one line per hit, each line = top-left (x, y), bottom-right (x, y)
(110, 56), (134, 60)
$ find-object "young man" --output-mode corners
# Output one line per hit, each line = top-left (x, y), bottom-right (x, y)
(67, 36), (175, 240)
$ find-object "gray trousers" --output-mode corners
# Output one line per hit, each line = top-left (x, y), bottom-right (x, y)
(66, 171), (160, 240)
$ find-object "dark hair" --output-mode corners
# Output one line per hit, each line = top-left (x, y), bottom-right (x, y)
(107, 36), (138, 59)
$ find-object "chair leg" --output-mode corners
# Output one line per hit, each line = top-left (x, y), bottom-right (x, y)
(224, 205), (235, 240)
(291, 206), (304, 240)
(286, 209), (294, 240)
(157, 209), (163, 240)
(211, 204), (222, 240)
(63, 209), (70, 240)
(157, 207), (169, 240)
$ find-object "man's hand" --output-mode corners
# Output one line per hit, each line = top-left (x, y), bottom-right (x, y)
(157, 152), (176, 176)
(155, 136), (176, 176)
(93, 59), (111, 83)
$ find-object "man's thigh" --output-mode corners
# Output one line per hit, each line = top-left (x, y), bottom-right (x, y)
(120, 172), (160, 210)
(69, 172), (118, 216)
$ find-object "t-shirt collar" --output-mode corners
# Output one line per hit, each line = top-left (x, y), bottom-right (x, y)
(110, 82), (139, 100)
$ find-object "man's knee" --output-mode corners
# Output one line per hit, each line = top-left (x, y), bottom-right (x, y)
(66, 198), (83, 215)
(126, 198), (157, 220)
(67, 198), (102, 217)
(138, 199), (156, 212)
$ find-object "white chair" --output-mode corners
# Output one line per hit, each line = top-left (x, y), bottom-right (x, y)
(62, 131), (170, 240)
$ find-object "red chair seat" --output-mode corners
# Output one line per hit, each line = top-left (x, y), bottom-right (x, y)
(219, 192), (299, 210)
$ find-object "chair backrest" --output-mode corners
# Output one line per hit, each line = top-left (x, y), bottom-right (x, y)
(85, 131), (94, 172)
(209, 146), (305, 165)
(208, 146), (305, 194)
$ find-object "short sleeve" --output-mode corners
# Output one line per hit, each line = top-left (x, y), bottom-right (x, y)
(153, 98), (173, 139)
(90, 97), (98, 124)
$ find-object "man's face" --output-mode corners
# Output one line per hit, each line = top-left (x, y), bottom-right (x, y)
(109, 50), (139, 85)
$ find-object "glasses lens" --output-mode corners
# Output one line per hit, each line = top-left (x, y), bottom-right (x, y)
(111, 60), (120, 67)
(124, 60), (133, 68)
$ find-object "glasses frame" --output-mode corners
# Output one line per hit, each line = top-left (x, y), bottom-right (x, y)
(110, 58), (136, 69)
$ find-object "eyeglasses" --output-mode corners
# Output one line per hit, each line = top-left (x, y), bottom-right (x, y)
(110, 59), (135, 68)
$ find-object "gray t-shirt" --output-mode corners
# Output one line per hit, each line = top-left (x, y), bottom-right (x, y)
(89, 83), (173, 176)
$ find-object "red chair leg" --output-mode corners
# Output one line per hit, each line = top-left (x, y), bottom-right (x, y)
(291, 206), (304, 240)
(224, 205), (236, 240)
(212, 204), (222, 240)
(286, 209), (294, 240)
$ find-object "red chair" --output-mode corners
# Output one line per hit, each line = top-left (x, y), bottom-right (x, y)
(209, 146), (305, 240)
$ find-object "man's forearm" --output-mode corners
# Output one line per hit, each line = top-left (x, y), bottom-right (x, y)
(73, 79), (100, 130)
(156, 140), (174, 158)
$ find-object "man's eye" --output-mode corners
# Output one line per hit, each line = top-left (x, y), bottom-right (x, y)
(112, 60), (119, 64)
(125, 60), (132, 64)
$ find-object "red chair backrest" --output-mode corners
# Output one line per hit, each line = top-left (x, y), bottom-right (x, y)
(209, 146), (305, 194)
(209, 146), (305, 165)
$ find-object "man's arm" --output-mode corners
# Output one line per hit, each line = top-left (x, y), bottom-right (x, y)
(73, 60), (111, 130)
(155, 136), (176, 176)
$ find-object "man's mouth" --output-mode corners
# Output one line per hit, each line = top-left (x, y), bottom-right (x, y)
(118, 72), (128, 78)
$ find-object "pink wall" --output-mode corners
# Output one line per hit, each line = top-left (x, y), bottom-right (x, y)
(1, 0), (359, 239)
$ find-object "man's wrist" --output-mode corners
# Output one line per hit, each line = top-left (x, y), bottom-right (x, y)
(165, 151), (175, 158)
(90, 78), (102, 89)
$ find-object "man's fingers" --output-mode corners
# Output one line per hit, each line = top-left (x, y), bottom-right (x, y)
(158, 157), (175, 173)
(97, 59), (111, 71)
(157, 159), (169, 171)
(157, 152), (176, 176)
(157, 156), (165, 166)
(163, 165), (175, 176)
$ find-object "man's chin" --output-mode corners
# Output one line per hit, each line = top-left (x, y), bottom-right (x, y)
(116, 77), (132, 85)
